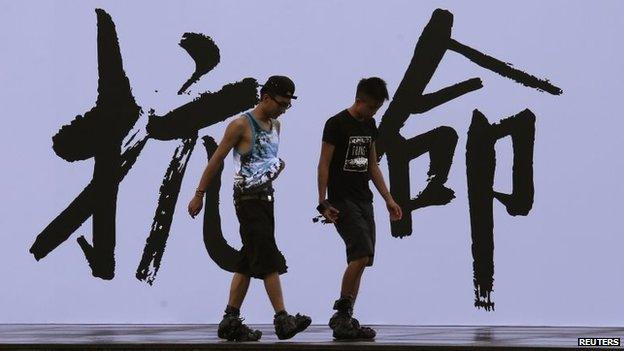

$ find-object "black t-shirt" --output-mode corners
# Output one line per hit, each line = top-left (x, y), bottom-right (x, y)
(322, 109), (378, 202)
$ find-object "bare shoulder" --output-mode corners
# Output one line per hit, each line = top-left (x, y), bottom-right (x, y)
(231, 115), (248, 127)
(228, 115), (249, 132)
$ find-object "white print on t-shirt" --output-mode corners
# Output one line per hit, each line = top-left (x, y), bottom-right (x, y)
(343, 136), (372, 172)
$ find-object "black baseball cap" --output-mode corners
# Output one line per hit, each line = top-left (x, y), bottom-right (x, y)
(260, 75), (297, 99)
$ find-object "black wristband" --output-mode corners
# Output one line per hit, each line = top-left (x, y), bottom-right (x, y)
(316, 200), (332, 214)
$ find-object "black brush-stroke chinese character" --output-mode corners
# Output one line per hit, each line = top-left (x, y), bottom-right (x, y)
(376, 9), (561, 309)
(30, 9), (257, 282)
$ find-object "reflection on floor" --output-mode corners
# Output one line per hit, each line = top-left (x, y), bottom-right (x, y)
(1, 324), (622, 350)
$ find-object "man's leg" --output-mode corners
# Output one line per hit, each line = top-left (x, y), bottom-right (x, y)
(329, 257), (367, 333)
(351, 257), (372, 305)
(329, 199), (376, 340)
(263, 272), (285, 313)
(340, 257), (368, 300)
(352, 269), (363, 304)
(228, 272), (251, 309)
(263, 271), (311, 339)
(330, 259), (376, 340)
(218, 272), (261, 342)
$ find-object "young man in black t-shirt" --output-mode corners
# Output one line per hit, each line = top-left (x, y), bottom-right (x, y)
(317, 77), (403, 340)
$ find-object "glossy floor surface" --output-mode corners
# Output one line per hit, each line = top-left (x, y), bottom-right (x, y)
(0, 324), (622, 350)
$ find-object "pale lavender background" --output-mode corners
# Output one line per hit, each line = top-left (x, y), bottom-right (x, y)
(1, 0), (623, 325)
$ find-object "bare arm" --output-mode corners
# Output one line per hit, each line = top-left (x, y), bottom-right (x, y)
(369, 142), (403, 221)
(317, 141), (340, 223)
(317, 141), (335, 203)
(188, 118), (244, 218)
(196, 119), (244, 191)
(368, 143), (391, 202)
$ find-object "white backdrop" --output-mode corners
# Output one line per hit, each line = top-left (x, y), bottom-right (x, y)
(1, 0), (623, 325)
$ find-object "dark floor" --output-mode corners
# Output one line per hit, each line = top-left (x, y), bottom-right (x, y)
(0, 324), (622, 350)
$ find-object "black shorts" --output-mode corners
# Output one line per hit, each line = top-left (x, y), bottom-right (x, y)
(332, 198), (376, 266)
(234, 198), (288, 279)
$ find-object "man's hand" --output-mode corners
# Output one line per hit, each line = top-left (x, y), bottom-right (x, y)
(322, 205), (340, 224)
(318, 200), (340, 224)
(188, 195), (204, 219)
(386, 198), (403, 221)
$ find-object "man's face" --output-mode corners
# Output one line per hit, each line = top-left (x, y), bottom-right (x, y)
(356, 96), (384, 119)
(263, 93), (292, 118)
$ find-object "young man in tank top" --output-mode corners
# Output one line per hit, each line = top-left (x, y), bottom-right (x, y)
(188, 76), (311, 341)
(317, 77), (403, 340)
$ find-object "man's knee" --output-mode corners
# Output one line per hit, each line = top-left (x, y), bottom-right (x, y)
(233, 272), (251, 282)
(350, 256), (369, 268)
(262, 271), (280, 280)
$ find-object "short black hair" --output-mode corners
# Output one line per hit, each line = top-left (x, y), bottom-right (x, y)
(356, 77), (389, 102)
